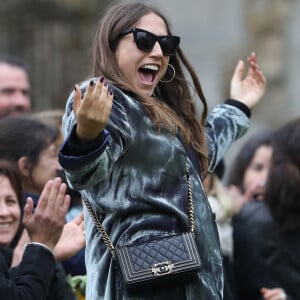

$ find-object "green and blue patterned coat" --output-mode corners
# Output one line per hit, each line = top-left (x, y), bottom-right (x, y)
(59, 78), (250, 300)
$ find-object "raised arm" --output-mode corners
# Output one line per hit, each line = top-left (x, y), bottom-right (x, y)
(230, 52), (266, 109)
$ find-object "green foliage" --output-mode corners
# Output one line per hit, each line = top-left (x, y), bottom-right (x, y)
(67, 274), (87, 295)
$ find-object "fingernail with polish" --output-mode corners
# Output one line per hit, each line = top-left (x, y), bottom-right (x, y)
(89, 80), (94, 86)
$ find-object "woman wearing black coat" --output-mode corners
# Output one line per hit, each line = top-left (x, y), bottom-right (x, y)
(230, 120), (300, 300)
(0, 161), (76, 300)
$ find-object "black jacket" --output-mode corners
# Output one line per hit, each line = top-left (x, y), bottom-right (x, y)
(0, 244), (76, 300)
(21, 193), (76, 300)
(0, 244), (55, 300)
(233, 200), (300, 300)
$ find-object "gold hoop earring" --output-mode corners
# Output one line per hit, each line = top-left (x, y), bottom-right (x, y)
(160, 64), (175, 83)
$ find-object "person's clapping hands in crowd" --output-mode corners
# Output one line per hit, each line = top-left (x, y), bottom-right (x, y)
(0, 162), (82, 300)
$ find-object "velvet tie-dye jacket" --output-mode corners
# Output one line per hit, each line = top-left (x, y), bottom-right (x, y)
(59, 78), (250, 300)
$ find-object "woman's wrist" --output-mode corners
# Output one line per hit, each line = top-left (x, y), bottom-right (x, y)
(225, 99), (251, 118)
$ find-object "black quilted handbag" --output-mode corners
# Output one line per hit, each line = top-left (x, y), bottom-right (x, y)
(83, 163), (201, 295)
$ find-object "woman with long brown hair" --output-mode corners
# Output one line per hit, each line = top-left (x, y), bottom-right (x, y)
(59, 2), (266, 299)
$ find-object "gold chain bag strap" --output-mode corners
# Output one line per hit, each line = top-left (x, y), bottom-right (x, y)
(83, 163), (201, 295)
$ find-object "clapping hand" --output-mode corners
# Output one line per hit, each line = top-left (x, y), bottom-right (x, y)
(53, 212), (86, 262)
(23, 177), (71, 251)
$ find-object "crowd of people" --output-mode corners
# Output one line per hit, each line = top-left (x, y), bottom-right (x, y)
(0, 54), (86, 300)
(0, 2), (299, 300)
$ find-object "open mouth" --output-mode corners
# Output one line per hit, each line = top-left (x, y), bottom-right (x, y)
(138, 64), (159, 83)
(0, 223), (10, 228)
(253, 191), (265, 200)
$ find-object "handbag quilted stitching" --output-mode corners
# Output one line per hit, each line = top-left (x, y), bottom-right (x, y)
(128, 235), (189, 271)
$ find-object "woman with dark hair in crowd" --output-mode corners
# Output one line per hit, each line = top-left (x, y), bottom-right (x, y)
(0, 116), (77, 300)
(261, 118), (300, 299)
(30, 109), (86, 276)
(227, 131), (292, 300)
(0, 160), (71, 299)
(227, 131), (273, 202)
(0, 115), (62, 207)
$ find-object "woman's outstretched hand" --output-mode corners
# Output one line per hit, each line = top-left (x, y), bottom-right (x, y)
(73, 77), (113, 143)
(230, 52), (266, 109)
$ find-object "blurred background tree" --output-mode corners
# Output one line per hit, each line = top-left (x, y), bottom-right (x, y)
(0, 0), (110, 110)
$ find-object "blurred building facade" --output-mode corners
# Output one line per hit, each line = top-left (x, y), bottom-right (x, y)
(1, 0), (299, 168)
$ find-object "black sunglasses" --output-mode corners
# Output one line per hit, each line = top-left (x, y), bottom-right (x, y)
(119, 28), (180, 56)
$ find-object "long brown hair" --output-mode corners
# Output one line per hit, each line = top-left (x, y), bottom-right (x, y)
(265, 118), (300, 232)
(91, 2), (208, 177)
